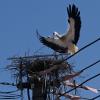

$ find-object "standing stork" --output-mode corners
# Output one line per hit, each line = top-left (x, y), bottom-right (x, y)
(38, 4), (81, 54)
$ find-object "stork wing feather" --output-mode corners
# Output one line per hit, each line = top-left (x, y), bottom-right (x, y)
(38, 4), (81, 53)
(39, 36), (68, 53)
(67, 4), (81, 45)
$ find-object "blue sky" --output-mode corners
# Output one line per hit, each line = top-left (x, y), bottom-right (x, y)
(0, 0), (100, 100)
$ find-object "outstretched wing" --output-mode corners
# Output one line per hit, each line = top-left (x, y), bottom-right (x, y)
(38, 4), (81, 53)
(39, 36), (68, 53)
(67, 4), (81, 45)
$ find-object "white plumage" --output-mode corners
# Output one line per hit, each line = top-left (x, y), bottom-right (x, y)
(38, 4), (81, 54)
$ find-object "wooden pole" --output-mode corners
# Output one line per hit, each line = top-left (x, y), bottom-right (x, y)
(32, 79), (47, 100)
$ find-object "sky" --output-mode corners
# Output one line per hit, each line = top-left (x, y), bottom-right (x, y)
(0, 0), (100, 100)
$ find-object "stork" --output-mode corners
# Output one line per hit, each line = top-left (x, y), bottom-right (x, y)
(38, 4), (81, 54)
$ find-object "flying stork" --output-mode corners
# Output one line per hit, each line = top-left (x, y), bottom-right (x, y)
(38, 4), (81, 54)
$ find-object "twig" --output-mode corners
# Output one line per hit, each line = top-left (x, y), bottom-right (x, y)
(8, 53), (66, 60)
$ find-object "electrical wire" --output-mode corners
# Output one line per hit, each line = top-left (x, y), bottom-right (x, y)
(54, 37), (100, 65)
(89, 94), (100, 100)
(59, 73), (100, 97)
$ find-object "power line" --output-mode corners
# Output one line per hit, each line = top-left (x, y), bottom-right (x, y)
(54, 37), (100, 65)
(39, 59), (100, 75)
(6, 37), (100, 100)
(59, 73), (100, 97)
(89, 94), (100, 100)
(81, 60), (100, 72)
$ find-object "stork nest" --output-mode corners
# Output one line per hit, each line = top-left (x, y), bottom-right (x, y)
(7, 54), (76, 99)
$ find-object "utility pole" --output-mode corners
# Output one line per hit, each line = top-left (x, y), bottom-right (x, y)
(7, 53), (100, 100)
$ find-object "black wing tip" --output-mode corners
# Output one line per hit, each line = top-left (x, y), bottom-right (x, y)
(35, 29), (46, 44)
(39, 36), (45, 42)
(67, 4), (81, 45)
(36, 29), (41, 39)
(67, 4), (80, 18)
(39, 36), (48, 46)
(72, 4), (76, 7)
(36, 30), (50, 46)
